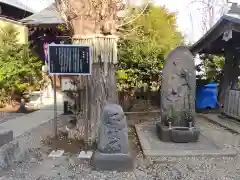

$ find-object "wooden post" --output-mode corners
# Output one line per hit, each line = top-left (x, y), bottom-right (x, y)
(219, 46), (235, 106)
(231, 54), (240, 90)
(53, 74), (58, 150)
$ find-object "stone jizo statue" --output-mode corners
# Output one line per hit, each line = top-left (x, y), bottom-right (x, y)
(92, 104), (133, 171)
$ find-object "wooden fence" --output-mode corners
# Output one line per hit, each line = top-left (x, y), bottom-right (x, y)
(118, 90), (160, 111)
(224, 89), (240, 119)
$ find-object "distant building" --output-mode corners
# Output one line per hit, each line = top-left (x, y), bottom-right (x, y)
(0, 0), (35, 20)
(0, 0), (35, 44)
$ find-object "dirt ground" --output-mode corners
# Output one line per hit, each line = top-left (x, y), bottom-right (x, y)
(0, 104), (38, 113)
(40, 99), (157, 156)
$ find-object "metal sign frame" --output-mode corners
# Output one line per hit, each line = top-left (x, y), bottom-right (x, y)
(48, 44), (92, 75)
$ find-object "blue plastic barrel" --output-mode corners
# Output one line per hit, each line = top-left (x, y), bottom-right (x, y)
(196, 83), (219, 109)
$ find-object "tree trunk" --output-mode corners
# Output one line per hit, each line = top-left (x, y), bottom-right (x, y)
(72, 36), (118, 144)
(55, 0), (122, 144)
(86, 63), (117, 142)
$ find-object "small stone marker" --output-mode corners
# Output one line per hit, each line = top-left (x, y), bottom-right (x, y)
(77, 151), (93, 160)
(92, 104), (134, 171)
(48, 150), (64, 158)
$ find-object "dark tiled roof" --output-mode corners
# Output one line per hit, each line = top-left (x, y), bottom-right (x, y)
(20, 3), (64, 25)
(0, 0), (35, 13)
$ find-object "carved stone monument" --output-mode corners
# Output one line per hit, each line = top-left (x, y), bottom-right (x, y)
(92, 104), (133, 171)
(156, 46), (200, 143)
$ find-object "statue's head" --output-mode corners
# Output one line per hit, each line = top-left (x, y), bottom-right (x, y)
(102, 104), (125, 124)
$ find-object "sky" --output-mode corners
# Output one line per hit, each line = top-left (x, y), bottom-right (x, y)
(19, 0), (240, 43)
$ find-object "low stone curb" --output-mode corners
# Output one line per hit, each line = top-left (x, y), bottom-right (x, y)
(198, 114), (240, 134)
(143, 149), (237, 157)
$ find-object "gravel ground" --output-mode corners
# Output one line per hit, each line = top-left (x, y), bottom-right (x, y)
(0, 108), (240, 179)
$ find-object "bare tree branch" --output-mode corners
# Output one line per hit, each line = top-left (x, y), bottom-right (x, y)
(55, 0), (150, 34)
(188, 0), (228, 35)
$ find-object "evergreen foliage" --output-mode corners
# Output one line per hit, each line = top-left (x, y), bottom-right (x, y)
(0, 25), (42, 106)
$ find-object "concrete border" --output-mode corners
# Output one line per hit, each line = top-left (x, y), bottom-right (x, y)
(198, 113), (240, 134)
(135, 124), (237, 158)
(0, 105), (63, 138)
(143, 149), (237, 157)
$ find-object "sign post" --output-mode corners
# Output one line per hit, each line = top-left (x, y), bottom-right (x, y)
(53, 74), (57, 148)
(48, 44), (92, 147)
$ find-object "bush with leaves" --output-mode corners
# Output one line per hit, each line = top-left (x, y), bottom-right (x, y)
(117, 5), (183, 94)
(0, 25), (42, 106)
(196, 54), (224, 86)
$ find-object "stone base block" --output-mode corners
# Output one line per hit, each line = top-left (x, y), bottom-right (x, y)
(156, 122), (172, 142)
(171, 127), (200, 143)
(91, 151), (134, 171)
(0, 127), (13, 147)
(156, 122), (200, 143)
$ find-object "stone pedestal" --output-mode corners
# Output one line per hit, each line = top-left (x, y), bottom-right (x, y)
(156, 122), (200, 143)
(92, 151), (133, 171)
(92, 104), (134, 171)
(171, 127), (200, 143)
(156, 122), (172, 142)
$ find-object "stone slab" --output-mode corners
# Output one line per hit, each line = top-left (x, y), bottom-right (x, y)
(136, 123), (237, 157)
(91, 151), (134, 171)
(48, 150), (64, 158)
(77, 151), (93, 159)
(0, 127), (13, 147)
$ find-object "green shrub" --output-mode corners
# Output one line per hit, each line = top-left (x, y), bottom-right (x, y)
(0, 25), (42, 106)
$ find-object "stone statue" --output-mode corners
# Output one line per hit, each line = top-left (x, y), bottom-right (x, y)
(18, 98), (27, 113)
(156, 46), (200, 143)
(92, 104), (133, 171)
(97, 104), (130, 154)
